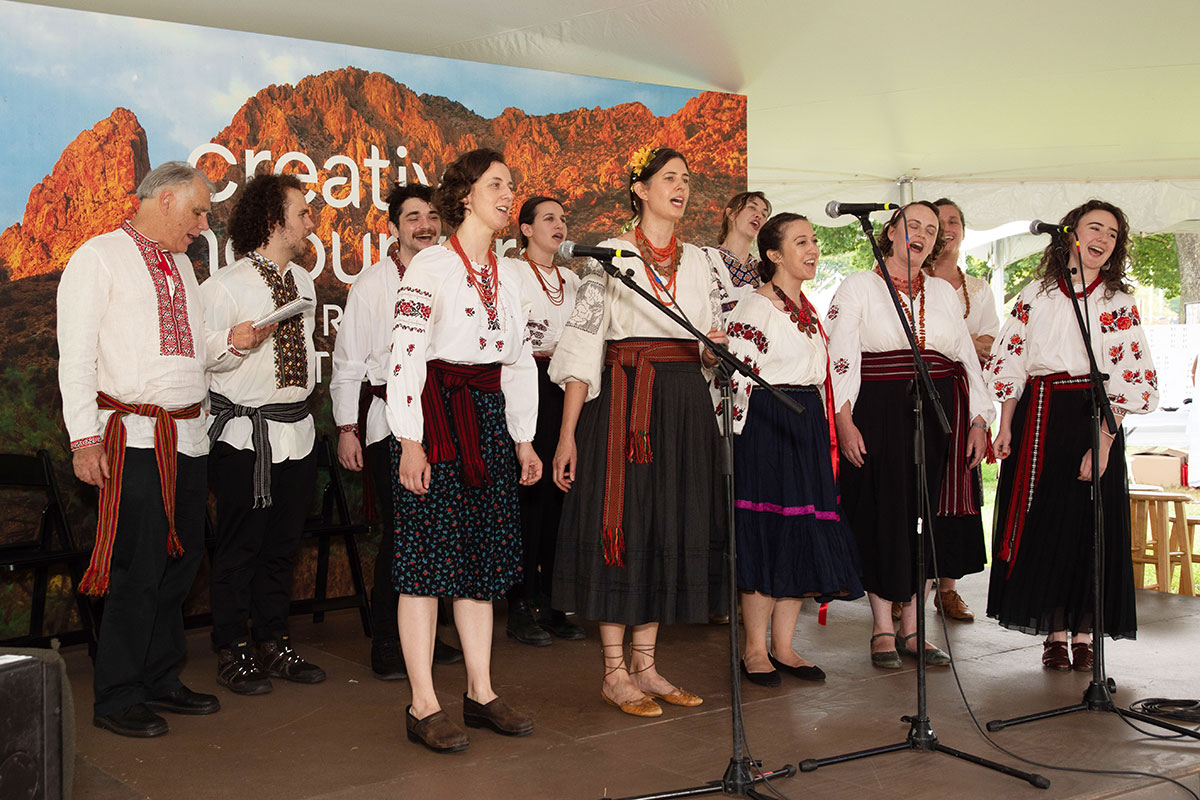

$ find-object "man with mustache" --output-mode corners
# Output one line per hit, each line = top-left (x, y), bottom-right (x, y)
(330, 182), (462, 680)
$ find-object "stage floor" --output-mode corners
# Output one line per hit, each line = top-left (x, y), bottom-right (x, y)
(63, 573), (1200, 799)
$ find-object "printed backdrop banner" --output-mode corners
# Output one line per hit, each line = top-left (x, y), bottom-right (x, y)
(0, 0), (746, 638)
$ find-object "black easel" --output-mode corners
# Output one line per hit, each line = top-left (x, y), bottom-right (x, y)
(985, 236), (1200, 741)
(594, 254), (800, 800)
(798, 210), (1050, 788)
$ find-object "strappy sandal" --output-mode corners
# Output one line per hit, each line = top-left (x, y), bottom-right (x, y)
(630, 643), (703, 706)
(601, 643), (661, 717)
(896, 632), (951, 666)
(870, 632), (902, 669)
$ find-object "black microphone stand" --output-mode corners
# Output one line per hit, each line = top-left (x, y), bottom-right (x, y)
(594, 255), (799, 800)
(985, 243), (1200, 741)
(798, 211), (1049, 788)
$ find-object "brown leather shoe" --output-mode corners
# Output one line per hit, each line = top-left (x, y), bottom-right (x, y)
(1071, 642), (1094, 672)
(462, 694), (534, 736)
(890, 602), (902, 621)
(934, 590), (974, 621)
(406, 706), (469, 753)
(1042, 640), (1071, 671)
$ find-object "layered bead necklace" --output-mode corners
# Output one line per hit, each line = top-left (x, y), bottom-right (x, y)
(449, 234), (501, 330)
(635, 225), (682, 303)
(875, 265), (926, 348)
(524, 252), (565, 306)
(770, 284), (819, 337)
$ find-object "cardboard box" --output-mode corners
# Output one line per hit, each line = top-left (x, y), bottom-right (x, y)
(1129, 448), (1188, 488)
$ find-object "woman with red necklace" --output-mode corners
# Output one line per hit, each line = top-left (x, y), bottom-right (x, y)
(987, 200), (1157, 671)
(503, 196), (585, 646)
(825, 201), (992, 670)
(386, 148), (542, 752)
(549, 146), (727, 717)
(721, 212), (863, 687)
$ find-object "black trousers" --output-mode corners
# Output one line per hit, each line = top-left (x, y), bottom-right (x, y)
(93, 449), (206, 717)
(208, 442), (317, 649)
(509, 359), (565, 608)
(365, 437), (400, 639)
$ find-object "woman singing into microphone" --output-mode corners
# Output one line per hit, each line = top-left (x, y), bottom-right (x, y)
(550, 146), (726, 717)
(987, 200), (1157, 671)
(825, 201), (993, 669)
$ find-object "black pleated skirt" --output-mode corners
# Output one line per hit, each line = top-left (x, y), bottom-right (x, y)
(839, 375), (960, 601)
(552, 358), (724, 626)
(987, 387), (1136, 639)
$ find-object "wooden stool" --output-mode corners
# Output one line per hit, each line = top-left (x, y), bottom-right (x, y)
(1129, 489), (1195, 596)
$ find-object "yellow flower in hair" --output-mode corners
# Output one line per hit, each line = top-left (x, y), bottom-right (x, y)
(629, 146), (658, 180)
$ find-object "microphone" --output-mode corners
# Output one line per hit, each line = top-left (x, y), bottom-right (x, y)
(1029, 220), (1073, 236)
(557, 241), (640, 261)
(825, 200), (899, 218)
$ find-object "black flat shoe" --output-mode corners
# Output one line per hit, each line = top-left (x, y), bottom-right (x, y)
(145, 685), (221, 715)
(94, 704), (168, 738)
(768, 652), (826, 682)
(740, 659), (781, 688)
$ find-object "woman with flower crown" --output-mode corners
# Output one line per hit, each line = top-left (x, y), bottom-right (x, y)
(549, 146), (727, 717)
(824, 201), (993, 670)
(719, 212), (863, 687)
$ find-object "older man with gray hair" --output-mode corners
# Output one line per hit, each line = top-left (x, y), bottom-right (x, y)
(58, 161), (270, 737)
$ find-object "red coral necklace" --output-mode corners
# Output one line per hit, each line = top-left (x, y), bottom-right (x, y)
(449, 234), (500, 330)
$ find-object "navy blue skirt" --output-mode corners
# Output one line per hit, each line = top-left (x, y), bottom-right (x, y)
(734, 386), (864, 602)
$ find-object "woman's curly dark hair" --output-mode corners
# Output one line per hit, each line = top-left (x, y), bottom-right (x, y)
(1036, 199), (1131, 300)
(229, 173), (304, 256)
(756, 212), (809, 284)
(876, 200), (945, 264)
(629, 147), (689, 218)
(434, 148), (506, 231)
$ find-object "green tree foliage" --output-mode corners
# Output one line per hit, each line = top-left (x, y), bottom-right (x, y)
(814, 223), (1182, 308)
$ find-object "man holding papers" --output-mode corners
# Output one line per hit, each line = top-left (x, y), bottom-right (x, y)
(201, 173), (324, 695)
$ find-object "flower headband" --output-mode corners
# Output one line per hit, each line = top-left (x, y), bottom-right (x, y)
(629, 146), (659, 181)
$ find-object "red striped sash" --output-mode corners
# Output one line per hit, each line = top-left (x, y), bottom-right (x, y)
(997, 372), (1091, 574)
(81, 392), (202, 597)
(602, 339), (701, 567)
(860, 349), (977, 517)
(421, 360), (502, 488)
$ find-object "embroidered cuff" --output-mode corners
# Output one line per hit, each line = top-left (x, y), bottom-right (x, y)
(71, 435), (103, 451)
(227, 329), (247, 358)
(337, 424), (358, 434)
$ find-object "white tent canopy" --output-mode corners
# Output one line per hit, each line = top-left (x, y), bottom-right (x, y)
(23, 0), (1200, 232)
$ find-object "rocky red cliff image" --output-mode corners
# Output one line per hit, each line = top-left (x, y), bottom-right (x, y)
(1, 66), (747, 287)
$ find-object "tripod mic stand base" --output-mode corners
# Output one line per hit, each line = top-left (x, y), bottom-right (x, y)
(602, 759), (796, 800)
(800, 715), (1051, 789)
(986, 678), (1200, 739)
